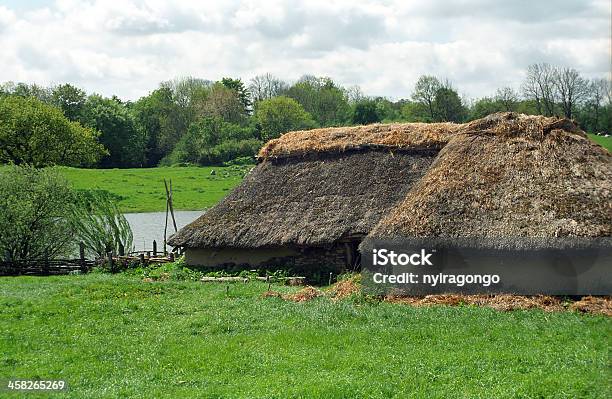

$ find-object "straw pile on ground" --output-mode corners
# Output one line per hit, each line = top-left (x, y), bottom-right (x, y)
(384, 294), (566, 312)
(569, 296), (612, 316)
(326, 275), (361, 300)
(262, 286), (322, 302)
(262, 277), (612, 315)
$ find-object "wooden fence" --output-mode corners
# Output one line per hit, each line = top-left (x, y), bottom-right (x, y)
(1, 240), (179, 276)
(0, 259), (95, 276)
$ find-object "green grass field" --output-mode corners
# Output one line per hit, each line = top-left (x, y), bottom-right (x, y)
(0, 274), (609, 398)
(588, 133), (612, 152)
(58, 166), (250, 213)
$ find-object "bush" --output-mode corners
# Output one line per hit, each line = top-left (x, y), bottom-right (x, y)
(70, 190), (134, 259)
(126, 256), (205, 281)
(255, 96), (317, 141)
(0, 166), (75, 261)
(198, 139), (262, 165)
(352, 99), (381, 125)
(163, 116), (262, 166)
(223, 156), (256, 166)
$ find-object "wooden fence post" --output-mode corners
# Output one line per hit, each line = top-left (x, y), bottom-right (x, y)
(107, 251), (114, 273)
(119, 243), (125, 257)
(169, 252), (175, 262)
(139, 253), (145, 266)
(153, 240), (157, 257)
(44, 249), (50, 276)
(79, 242), (86, 273)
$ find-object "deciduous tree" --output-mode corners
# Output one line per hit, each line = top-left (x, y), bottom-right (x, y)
(494, 87), (519, 111)
(51, 83), (87, 122)
(249, 73), (288, 104)
(522, 63), (557, 116)
(255, 96), (316, 141)
(553, 67), (589, 119)
(352, 99), (381, 125)
(412, 75), (441, 121)
(81, 95), (145, 168)
(433, 86), (466, 122)
(0, 166), (75, 261)
(0, 95), (106, 167)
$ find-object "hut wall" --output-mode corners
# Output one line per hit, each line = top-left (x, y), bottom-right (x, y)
(184, 244), (351, 273)
(185, 246), (299, 267)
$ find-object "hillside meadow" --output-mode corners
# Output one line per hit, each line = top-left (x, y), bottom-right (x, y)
(0, 273), (610, 399)
(58, 165), (250, 213)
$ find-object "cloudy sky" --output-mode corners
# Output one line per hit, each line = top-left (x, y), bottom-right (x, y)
(1, 0), (610, 101)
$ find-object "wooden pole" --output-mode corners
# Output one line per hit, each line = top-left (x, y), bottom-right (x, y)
(139, 253), (145, 266)
(163, 179), (169, 255)
(168, 179), (178, 233)
(107, 251), (114, 273)
(79, 242), (86, 273)
(44, 249), (50, 276)
(153, 240), (157, 257)
(344, 242), (353, 268)
(118, 243), (125, 257)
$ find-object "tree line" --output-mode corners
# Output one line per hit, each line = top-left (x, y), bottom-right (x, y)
(1, 63), (610, 168)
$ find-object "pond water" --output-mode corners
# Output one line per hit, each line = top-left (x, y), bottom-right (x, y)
(124, 210), (204, 252)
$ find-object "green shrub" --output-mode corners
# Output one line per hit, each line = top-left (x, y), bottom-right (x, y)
(126, 256), (204, 282)
(70, 190), (134, 258)
(0, 165), (75, 261)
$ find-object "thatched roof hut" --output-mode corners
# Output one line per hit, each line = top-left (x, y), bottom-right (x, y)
(169, 112), (611, 271)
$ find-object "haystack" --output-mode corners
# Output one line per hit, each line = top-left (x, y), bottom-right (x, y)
(169, 112), (611, 272)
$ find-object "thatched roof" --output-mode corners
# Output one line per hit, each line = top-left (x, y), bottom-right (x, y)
(170, 112), (611, 249)
(258, 121), (460, 159)
(370, 113), (612, 239)
(169, 150), (438, 248)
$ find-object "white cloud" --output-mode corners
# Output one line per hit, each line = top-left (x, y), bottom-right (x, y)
(0, 0), (610, 100)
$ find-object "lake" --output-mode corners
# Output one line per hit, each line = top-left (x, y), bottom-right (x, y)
(124, 210), (204, 252)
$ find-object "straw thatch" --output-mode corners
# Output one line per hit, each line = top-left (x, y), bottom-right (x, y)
(170, 112), (611, 254)
(169, 150), (438, 248)
(258, 121), (460, 159)
(370, 112), (612, 240)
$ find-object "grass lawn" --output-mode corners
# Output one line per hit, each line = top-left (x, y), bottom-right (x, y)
(57, 166), (250, 213)
(0, 274), (609, 398)
(588, 134), (612, 152)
